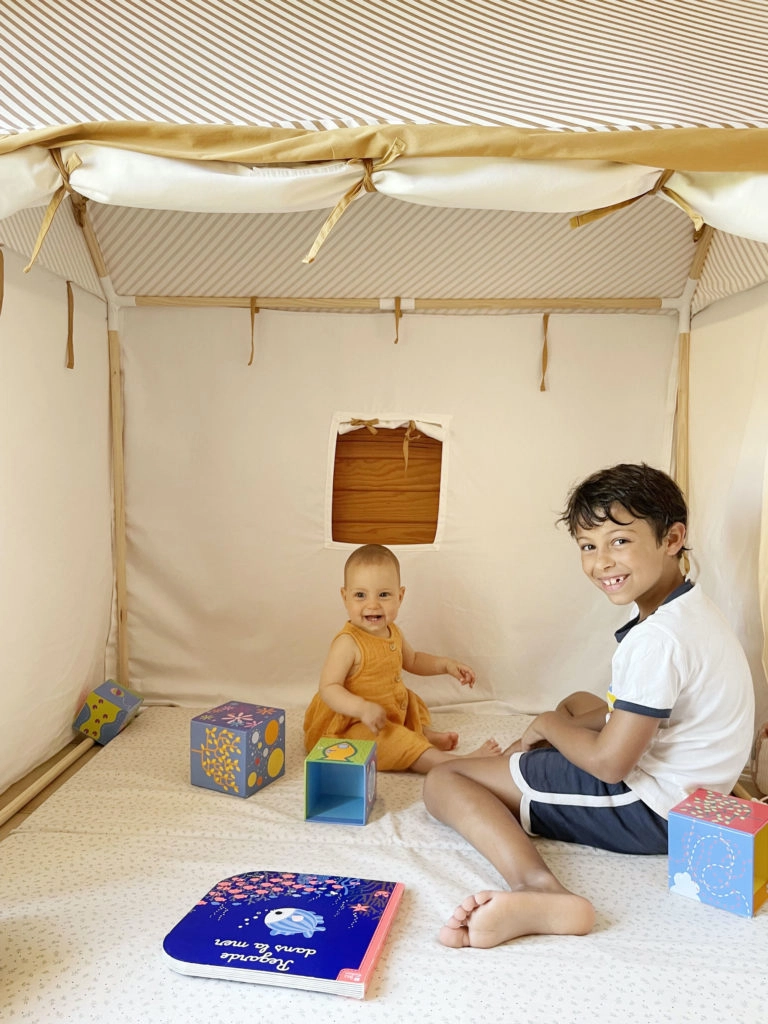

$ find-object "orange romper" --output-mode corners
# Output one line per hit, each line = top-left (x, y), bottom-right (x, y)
(303, 621), (433, 771)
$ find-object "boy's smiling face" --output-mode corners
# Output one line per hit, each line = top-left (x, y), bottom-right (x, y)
(341, 561), (405, 637)
(576, 504), (686, 620)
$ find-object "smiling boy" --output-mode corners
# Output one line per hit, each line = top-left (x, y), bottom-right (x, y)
(303, 544), (500, 772)
(423, 464), (755, 949)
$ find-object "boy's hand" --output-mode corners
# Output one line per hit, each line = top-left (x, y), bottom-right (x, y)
(519, 714), (550, 751)
(447, 660), (476, 687)
(360, 702), (388, 735)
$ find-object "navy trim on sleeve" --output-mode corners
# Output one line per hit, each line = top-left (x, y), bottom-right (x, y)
(612, 699), (671, 718)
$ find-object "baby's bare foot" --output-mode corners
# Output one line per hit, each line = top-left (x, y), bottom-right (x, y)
(461, 738), (502, 757)
(439, 889), (595, 949)
(424, 728), (459, 751)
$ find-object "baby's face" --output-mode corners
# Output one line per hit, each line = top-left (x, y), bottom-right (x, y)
(341, 562), (404, 637)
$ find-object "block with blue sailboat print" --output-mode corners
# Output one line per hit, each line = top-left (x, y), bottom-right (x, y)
(668, 787), (768, 917)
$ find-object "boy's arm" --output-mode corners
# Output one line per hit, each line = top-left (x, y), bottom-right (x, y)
(520, 708), (660, 784)
(318, 635), (388, 734)
(401, 637), (476, 687)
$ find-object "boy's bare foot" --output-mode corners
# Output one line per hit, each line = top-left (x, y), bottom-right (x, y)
(438, 889), (595, 949)
(424, 727), (459, 751)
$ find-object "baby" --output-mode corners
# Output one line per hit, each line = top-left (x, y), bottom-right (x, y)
(303, 544), (500, 772)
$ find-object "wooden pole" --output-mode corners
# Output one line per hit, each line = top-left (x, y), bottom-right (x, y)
(135, 294), (664, 313)
(0, 738), (95, 828)
(673, 225), (715, 498)
(108, 327), (130, 686)
(674, 331), (691, 498)
(66, 199), (132, 687)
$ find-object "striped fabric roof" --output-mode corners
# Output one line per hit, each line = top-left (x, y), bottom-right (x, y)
(1, 0), (767, 313)
(2, 0), (767, 133)
(0, 192), (697, 306)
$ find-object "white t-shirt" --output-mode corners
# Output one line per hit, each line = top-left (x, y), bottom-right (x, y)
(608, 583), (754, 819)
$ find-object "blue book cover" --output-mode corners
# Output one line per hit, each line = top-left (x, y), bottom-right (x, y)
(163, 870), (404, 999)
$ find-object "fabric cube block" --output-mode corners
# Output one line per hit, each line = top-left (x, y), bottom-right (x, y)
(668, 787), (768, 917)
(304, 737), (377, 825)
(74, 681), (143, 744)
(190, 702), (285, 797)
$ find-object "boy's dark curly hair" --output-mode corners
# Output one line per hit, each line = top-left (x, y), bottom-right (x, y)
(559, 464), (688, 549)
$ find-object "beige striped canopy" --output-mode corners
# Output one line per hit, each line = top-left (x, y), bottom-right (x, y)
(1, 0), (767, 310)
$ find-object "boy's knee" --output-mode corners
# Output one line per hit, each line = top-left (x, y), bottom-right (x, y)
(556, 690), (600, 717)
(422, 760), (459, 812)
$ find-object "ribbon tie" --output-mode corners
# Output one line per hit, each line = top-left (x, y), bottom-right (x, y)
(402, 420), (421, 471)
(24, 149), (84, 273)
(302, 138), (406, 264)
(569, 168), (707, 234)
(347, 418), (379, 434)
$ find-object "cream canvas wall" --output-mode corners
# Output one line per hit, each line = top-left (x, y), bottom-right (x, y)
(0, 250), (113, 793)
(688, 283), (768, 730)
(3, 268), (766, 801)
(115, 306), (678, 717)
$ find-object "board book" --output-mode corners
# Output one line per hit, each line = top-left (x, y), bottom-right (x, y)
(163, 870), (404, 999)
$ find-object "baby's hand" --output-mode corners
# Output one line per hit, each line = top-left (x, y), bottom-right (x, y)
(447, 660), (476, 687)
(360, 702), (387, 735)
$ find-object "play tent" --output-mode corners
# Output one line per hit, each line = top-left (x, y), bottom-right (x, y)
(2, 0), (768, 793)
(2, 2), (768, 1021)
(2, 0), (768, 782)
(3, 0), (767, 795)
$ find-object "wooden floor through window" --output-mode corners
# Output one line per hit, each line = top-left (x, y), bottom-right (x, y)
(332, 426), (442, 545)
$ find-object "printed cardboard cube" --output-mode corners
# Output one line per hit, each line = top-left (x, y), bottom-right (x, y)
(190, 702), (285, 798)
(668, 787), (768, 917)
(74, 681), (143, 744)
(304, 737), (377, 825)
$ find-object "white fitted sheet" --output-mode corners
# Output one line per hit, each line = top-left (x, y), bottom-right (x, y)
(1, 706), (766, 1024)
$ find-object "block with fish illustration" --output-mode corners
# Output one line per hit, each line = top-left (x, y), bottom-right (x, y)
(190, 702), (285, 798)
(304, 737), (377, 825)
(668, 788), (768, 918)
(73, 680), (143, 744)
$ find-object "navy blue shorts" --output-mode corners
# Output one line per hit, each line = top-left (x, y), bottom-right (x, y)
(510, 748), (668, 855)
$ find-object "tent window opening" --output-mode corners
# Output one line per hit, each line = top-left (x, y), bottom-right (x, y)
(331, 421), (443, 545)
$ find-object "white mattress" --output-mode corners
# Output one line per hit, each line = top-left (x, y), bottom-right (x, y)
(1, 706), (766, 1024)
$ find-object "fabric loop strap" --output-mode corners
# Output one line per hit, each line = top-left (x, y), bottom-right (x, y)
(393, 295), (402, 344)
(302, 137), (406, 264)
(248, 298), (259, 365)
(65, 280), (75, 369)
(24, 149), (84, 273)
(539, 313), (550, 391)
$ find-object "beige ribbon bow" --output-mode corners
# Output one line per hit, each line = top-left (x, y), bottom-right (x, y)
(302, 138), (406, 263)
